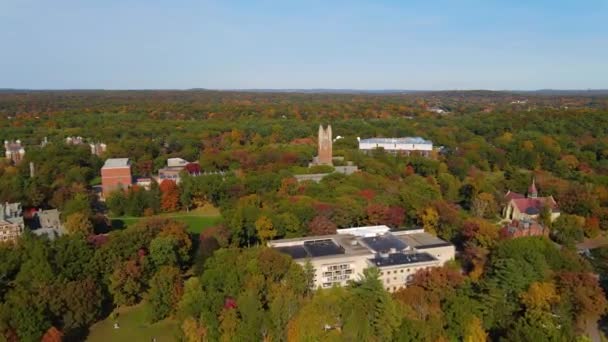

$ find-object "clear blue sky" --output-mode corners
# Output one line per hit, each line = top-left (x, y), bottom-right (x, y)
(1, 0), (607, 90)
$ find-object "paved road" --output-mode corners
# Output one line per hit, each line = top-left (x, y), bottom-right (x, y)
(577, 236), (608, 251)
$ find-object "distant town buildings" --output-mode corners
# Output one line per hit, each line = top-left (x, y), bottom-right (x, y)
(269, 225), (455, 292)
(503, 178), (560, 222)
(101, 158), (132, 197)
(0, 203), (24, 243)
(66, 136), (107, 156)
(358, 137), (433, 157)
(4, 140), (25, 165)
(428, 106), (449, 114)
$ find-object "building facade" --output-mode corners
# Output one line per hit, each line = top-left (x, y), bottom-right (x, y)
(4, 140), (25, 165)
(500, 219), (548, 239)
(358, 137), (433, 156)
(0, 203), (24, 243)
(101, 158), (132, 197)
(269, 225), (455, 292)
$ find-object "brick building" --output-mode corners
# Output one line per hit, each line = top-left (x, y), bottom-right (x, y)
(101, 158), (132, 197)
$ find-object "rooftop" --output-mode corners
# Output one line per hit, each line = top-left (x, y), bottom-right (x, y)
(370, 252), (436, 267)
(103, 158), (130, 168)
(361, 234), (407, 253)
(395, 232), (453, 249)
(274, 238), (347, 259)
(270, 227), (453, 261)
(359, 137), (432, 145)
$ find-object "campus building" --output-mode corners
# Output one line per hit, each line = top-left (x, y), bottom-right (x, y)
(66, 136), (107, 156)
(503, 178), (560, 222)
(4, 140), (25, 165)
(157, 157), (201, 184)
(358, 137), (433, 156)
(269, 226), (455, 292)
(0, 202), (24, 243)
(101, 158), (132, 197)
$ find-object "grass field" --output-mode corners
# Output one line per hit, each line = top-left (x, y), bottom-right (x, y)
(87, 303), (180, 342)
(110, 205), (221, 233)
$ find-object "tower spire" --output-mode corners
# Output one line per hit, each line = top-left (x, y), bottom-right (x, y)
(528, 177), (538, 198)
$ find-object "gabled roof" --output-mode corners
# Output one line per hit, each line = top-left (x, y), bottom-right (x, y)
(511, 196), (559, 214)
(505, 190), (525, 201)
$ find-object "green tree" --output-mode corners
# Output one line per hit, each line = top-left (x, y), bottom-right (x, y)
(147, 266), (183, 322)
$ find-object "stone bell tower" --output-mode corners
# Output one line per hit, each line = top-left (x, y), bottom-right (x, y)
(317, 125), (333, 166)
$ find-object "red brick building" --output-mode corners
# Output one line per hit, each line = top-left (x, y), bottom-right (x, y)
(101, 158), (132, 198)
(500, 219), (548, 239)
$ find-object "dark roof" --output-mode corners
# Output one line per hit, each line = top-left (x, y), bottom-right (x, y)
(274, 239), (345, 259)
(275, 246), (309, 259)
(303, 239), (345, 257)
(362, 234), (407, 253)
(370, 252), (436, 267)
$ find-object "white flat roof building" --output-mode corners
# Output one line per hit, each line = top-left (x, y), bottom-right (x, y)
(269, 226), (454, 292)
(358, 137), (433, 156)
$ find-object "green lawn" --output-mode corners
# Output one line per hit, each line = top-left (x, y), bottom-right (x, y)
(87, 303), (180, 342)
(110, 206), (221, 233)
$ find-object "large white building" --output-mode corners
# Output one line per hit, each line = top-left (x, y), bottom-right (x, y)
(268, 226), (454, 292)
(358, 137), (433, 156)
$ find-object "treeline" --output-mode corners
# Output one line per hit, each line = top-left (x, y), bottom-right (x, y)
(2, 222), (604, 341)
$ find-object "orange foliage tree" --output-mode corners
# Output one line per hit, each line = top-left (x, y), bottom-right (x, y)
(160, 180), (180, 212)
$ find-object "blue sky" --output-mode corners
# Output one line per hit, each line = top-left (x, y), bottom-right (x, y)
(1, 0), (607, 89)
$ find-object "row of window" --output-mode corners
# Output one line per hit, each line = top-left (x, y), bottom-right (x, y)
(326, 264), (350, 272)
(322, 269), (353, 277)
(381, 268), (411, 276)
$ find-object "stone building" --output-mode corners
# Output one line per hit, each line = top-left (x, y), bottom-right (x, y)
(312, 125), (333, 166)
(4, 140), (25, 165)
(0, 203), (24, 243)
(503, 178), (560, 222)
(66, 136), (107, 156)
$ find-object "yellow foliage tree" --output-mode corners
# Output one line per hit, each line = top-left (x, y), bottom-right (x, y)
(520, 281), (560, 312)
(464, 316), (487, 342)
(420, 207), (439, 235)
(64, 212), (93, 235)
(256, 215), (276, 244)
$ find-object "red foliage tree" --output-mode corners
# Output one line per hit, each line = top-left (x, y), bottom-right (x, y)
(308, 216), (337, 236)
(160, 180), (180, 212)
(41, 327), (63, 342)
(358, 189), (376, 202)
